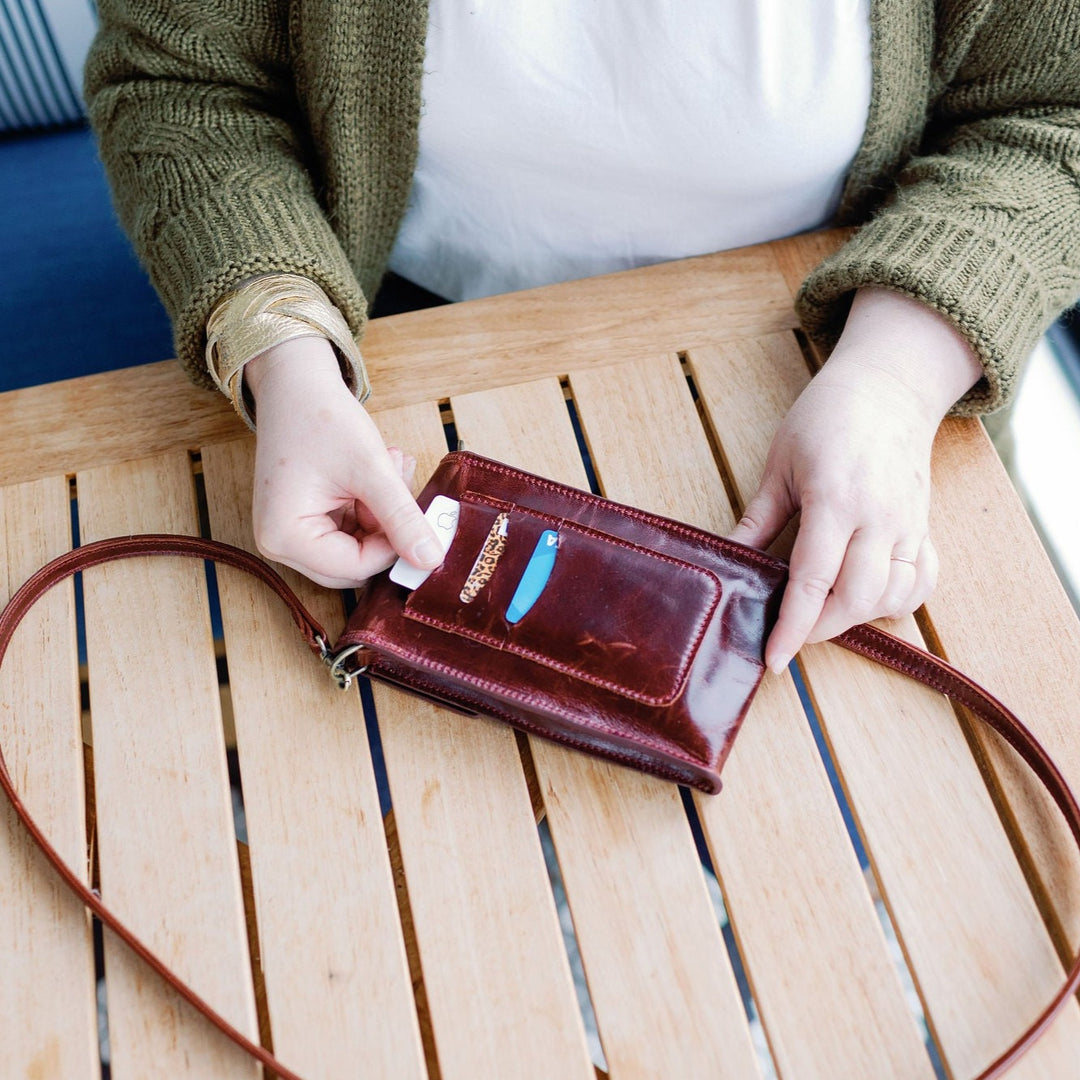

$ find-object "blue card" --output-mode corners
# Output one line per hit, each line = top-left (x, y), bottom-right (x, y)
(506, 530), (559, 624)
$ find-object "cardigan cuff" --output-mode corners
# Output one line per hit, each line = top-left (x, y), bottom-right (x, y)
(795, 212), (1048, 416)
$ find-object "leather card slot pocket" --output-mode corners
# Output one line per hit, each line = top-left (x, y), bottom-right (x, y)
(404, 492), (722, 705)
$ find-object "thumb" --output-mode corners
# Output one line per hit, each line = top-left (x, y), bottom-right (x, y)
(363, 467), (444, 570)
(727, 478), (794, 551)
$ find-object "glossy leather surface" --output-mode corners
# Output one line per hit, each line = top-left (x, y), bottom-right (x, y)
(337, 451), (788, 792)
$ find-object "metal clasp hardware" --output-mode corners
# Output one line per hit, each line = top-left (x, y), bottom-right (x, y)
(318, 639), (368, 692)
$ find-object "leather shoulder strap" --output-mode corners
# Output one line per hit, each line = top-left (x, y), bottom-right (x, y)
(0, 536), (323, 1080)
(835, 622), (1080, 1078)
(1, 535), (1077, 1080)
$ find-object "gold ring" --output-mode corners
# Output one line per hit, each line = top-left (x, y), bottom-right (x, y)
(890, 555), (917, 566)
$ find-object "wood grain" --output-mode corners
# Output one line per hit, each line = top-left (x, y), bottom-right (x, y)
(77, 453), (259, 1079)
(686, 338), (1080, 1078)
(0, 476), (98, 1080)
(200, 436), (427, 1080)
(372, 399), (595, 1080)
(568, 350), (931, 1080)
(925, 418), (1080, 956)
(450, 376), (762, 1079)
(769, 228), (854, 307)
(3, 228), (1077, 1080)
(0, 362), (246, 488)
(0, 236), (841, 490)
(364, 243), (796, 411)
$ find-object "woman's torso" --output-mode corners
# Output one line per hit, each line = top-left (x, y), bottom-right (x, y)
(389, 0), (873, 301)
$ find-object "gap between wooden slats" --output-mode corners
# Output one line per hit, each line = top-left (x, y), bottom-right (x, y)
(565, 353), (931, 1080)
(448, 378), (762, 1079)
(371, 399), (596, 1080)
(923, 420), (1080, 959)
(75, 452), (259, 1079)
(199, 437), (427, 1080)
(772, 227), (1080, 971)
(685, 334), (1080, 1079)
(0, 476), (99, 1079)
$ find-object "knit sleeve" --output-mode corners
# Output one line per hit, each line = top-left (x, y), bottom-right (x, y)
(84, 0), (368, 389)
(797, 3), (1080, 415)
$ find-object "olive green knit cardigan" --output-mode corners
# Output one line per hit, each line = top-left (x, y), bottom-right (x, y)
(85, 0), (1080, 414)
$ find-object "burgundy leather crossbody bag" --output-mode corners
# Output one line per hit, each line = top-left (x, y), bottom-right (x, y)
(1, 450), (1078, 1079)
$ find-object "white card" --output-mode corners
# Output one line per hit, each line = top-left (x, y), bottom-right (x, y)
(389, 495), (460, 589)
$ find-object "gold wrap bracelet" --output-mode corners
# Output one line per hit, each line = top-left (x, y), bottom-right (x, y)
(205, 274), (371, 430)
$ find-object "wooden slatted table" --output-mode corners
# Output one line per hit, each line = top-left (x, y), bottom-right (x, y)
(2, 230), (1080, 1079)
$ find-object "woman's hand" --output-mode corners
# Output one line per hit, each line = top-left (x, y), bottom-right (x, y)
(244, 336), (443, 589)
(729, 287), (986, 672)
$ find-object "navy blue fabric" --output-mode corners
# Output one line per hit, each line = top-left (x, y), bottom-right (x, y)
(0, 123), (173, 391)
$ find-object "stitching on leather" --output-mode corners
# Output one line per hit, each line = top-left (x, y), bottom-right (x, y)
(358, 629), (711, 762)
(402, 606), (707, 706)
(464, 490), (729, 580)
(456, 453), (787, 573)
(408, 492), (723, 705)
(842, 630), (1034, 759)
(370, 657), (716, 791)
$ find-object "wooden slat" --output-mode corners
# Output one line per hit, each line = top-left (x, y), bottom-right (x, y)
(925, 418), (1080, 951)
(0, 235), (841, 490)
(199, 436), (427, 1080)
(567, 351), (931, 1079)
(798, 642), (1080, 1078)
(686, 337), (1080, 1077)
(754, 224), (1080, 963)
(77, 453), (259, 1079)
(372, 399), (595, 1080)
(449, 377), (762, 1079)
(769, 229), (855, 313)
(0, 476), (99, 1079)
(364, 243), (796, 410)
(0, 362), (247, 489)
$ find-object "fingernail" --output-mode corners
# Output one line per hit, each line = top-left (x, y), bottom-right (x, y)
(768, 653), (792, 675)
(413, 537), (443, 567)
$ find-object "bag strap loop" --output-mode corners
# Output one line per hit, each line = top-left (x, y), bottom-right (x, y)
(0, 535), (324, 1080)
(1, 534), (1078, 1080)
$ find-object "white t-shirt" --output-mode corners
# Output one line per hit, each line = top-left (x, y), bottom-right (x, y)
(389, 1), (872, 301)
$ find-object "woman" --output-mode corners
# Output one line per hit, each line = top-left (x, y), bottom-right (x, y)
(85, 1), (1080, 670)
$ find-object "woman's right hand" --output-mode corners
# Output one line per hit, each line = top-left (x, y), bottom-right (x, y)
(244, 336), (443, 589)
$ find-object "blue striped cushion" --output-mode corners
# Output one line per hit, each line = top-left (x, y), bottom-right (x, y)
(0, 0), (95, 132)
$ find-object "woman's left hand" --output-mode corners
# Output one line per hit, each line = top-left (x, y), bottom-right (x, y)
(728, 286), (986, 672)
